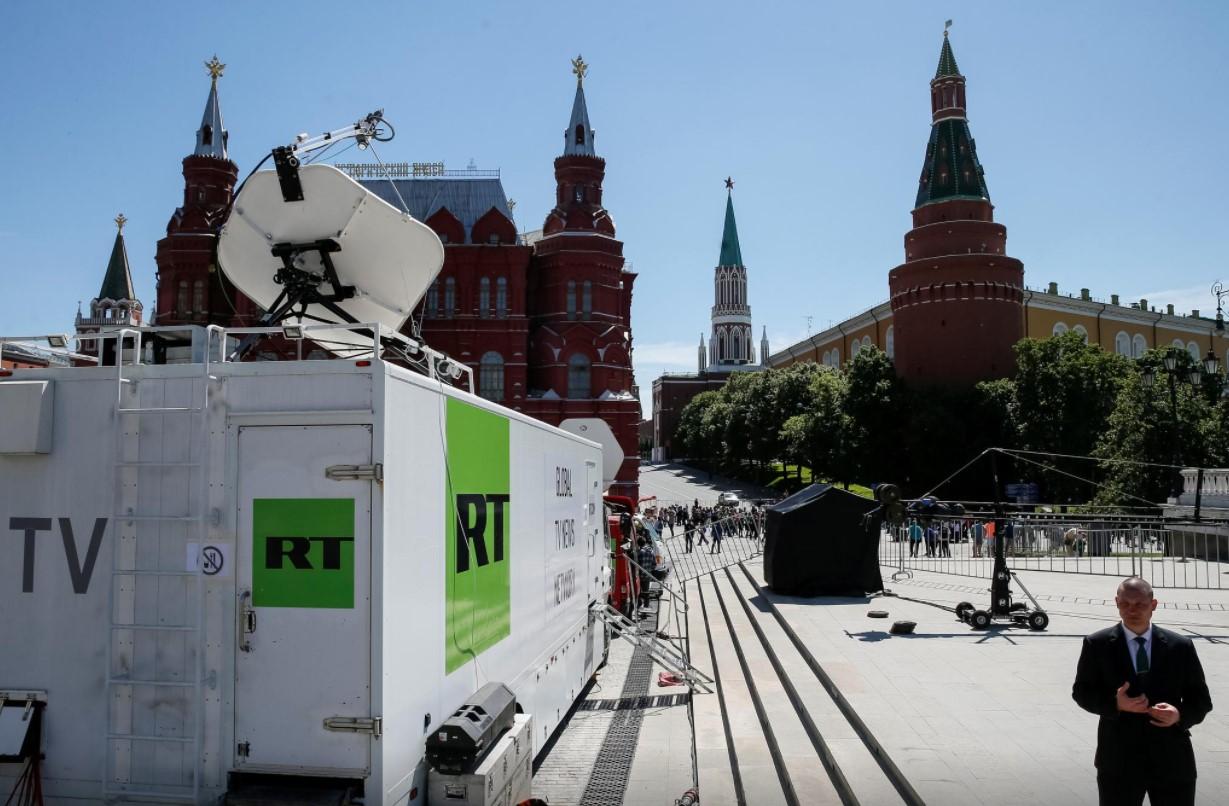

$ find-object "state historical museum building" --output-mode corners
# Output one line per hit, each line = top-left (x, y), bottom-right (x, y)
(150, 57), (640, 497)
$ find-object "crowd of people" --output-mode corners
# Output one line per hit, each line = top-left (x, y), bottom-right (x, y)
(897, 518), (1094, 559)
(650, 500), (766, 554)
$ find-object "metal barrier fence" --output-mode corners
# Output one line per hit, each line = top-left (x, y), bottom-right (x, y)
(655, 515), (764, 583)
(880, 515), (1229, 589)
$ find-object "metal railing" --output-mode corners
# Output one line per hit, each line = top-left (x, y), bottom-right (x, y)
(64, 322), (477, 395)
(881, 514), (1229, 589)
(655, 514), (765, 583)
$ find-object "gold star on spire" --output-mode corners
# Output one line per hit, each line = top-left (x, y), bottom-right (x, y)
(205, 55), (226, 82)
(114, 213), (128, 232)
(571, 54), (588, 84)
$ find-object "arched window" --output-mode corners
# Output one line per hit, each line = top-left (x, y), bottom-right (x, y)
(479, 352), (504, 402)
(718, 331), (726, 361)
(1187, 341), (1200, 361)
(582, 280), (592, 319)
(479, 277), (490, 319)
(426, 280), (439, 318)
(567, 354), (591, 399)
(496, 277), (507, 318)
(1072, 324), (1088, 343)
(886, 326), (895, 359)
(1132, 334), (1147, 358)
(851, 341), (861, 358)
(1173, 338), (1186, 350)
(1115, 332), (1131, 356)
(192, 280), (205, 314)
(177, 281), (189, 315)
(444, 277), (456, 317)
(1052, 322), (1068, 337)
(201, 125), (212, 146)
(566, 281), (576, 320)
(732, 332), (741, 361)
(575, 124), (585, 146)
(862, 335), (872, 350)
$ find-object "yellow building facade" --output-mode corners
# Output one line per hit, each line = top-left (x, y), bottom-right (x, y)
(770, 283), (1228, 373)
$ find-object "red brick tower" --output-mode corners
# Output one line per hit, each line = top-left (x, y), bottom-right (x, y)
(888, 30), (1024, 385)
(525, 56), (639, 497)
(155, 57), (261, 334)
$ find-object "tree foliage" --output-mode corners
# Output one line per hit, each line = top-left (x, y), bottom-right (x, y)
(665, 331), (1229, 508)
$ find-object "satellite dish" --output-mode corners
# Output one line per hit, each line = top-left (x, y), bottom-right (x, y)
(217, 164), (444, 355)
(559, 418), (625, 491)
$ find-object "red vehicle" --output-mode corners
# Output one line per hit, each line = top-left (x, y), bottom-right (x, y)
(604, 494), (640, 619)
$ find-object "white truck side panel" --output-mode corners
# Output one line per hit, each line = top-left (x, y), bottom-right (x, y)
(0, 374), (116, 797)
(1, 359), (607, 806)
(375, 369), (605, 806)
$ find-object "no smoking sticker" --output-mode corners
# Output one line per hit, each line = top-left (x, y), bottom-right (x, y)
(187, 543), (231, 577)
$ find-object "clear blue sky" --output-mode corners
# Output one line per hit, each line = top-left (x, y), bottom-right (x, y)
(3, 2), (1229, 400)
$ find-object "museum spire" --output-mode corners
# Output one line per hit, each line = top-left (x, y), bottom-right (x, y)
(563, 54), (596, 157)
(194, 55), (228, 159)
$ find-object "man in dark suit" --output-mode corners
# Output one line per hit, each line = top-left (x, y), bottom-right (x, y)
(1072, 577), (1213, 805)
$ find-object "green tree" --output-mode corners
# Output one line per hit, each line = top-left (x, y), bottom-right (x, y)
(1094, 349), (1219, 508)
(780, 367), (849, 484)
(1007, 332), (1132, 502)
(674, 390), (720, 465)
(842, 347), (905, 485)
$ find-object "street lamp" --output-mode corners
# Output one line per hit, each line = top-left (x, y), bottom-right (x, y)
(1141, 347), (1208, 504)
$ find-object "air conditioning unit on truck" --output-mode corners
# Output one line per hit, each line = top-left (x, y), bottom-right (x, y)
(0, 113), (612, 806)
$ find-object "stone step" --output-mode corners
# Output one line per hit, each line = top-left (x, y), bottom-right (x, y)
(696, 574), (789, 805)
(685, 579), (738, 806)
(710, 570), (842, 805)
(724, 565), (905, 805)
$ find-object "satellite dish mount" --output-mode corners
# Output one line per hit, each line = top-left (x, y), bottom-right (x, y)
(262, 239), (358, 326)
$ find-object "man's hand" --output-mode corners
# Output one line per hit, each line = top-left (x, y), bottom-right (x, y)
(1116, 681), (1150, 714)
(1149, 702), (1181, 728)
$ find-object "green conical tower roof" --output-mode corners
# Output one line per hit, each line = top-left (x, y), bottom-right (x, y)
(718, 191), (743, 267)
(935, 32), (960, 78)
(98, 225), (136, 302)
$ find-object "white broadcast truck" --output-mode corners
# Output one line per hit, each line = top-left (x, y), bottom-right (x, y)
(0, 116), (612, 805)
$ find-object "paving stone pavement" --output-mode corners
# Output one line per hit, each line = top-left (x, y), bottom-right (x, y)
(534, 591), (694, 806)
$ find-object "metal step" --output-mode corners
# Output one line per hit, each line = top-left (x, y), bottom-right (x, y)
(591, 603), (714, 693)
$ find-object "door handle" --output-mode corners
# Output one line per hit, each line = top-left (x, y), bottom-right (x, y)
(238, 590), (255, 652)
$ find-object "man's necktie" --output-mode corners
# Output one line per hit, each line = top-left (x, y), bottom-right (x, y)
(1135, 635), (1150, 674)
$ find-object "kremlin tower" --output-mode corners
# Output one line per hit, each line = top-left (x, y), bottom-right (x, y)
(707, 179), (758, 370)
(887, 29), (1025, 385)
(76, 214), (143, 364)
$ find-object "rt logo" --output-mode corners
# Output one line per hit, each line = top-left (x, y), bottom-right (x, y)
(265, 536), (353, 569)
(454, 493), (511, 573)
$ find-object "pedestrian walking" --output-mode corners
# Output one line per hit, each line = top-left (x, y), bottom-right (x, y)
(710, 519), (723, 554)
(908, 520), (922, 558)
(1072, 577), (1212, 806)
(635, 538), (656, 611)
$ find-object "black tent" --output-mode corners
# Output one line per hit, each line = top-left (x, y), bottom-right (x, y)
(763, 484), (884, 595)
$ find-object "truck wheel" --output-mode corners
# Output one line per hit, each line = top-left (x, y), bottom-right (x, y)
(955, 602), (974, 621)
(1028, 611), (1050, 631)
(970, 610), (992, 630)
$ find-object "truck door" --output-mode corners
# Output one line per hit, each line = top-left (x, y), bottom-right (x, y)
(234, 425), (373, 774)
